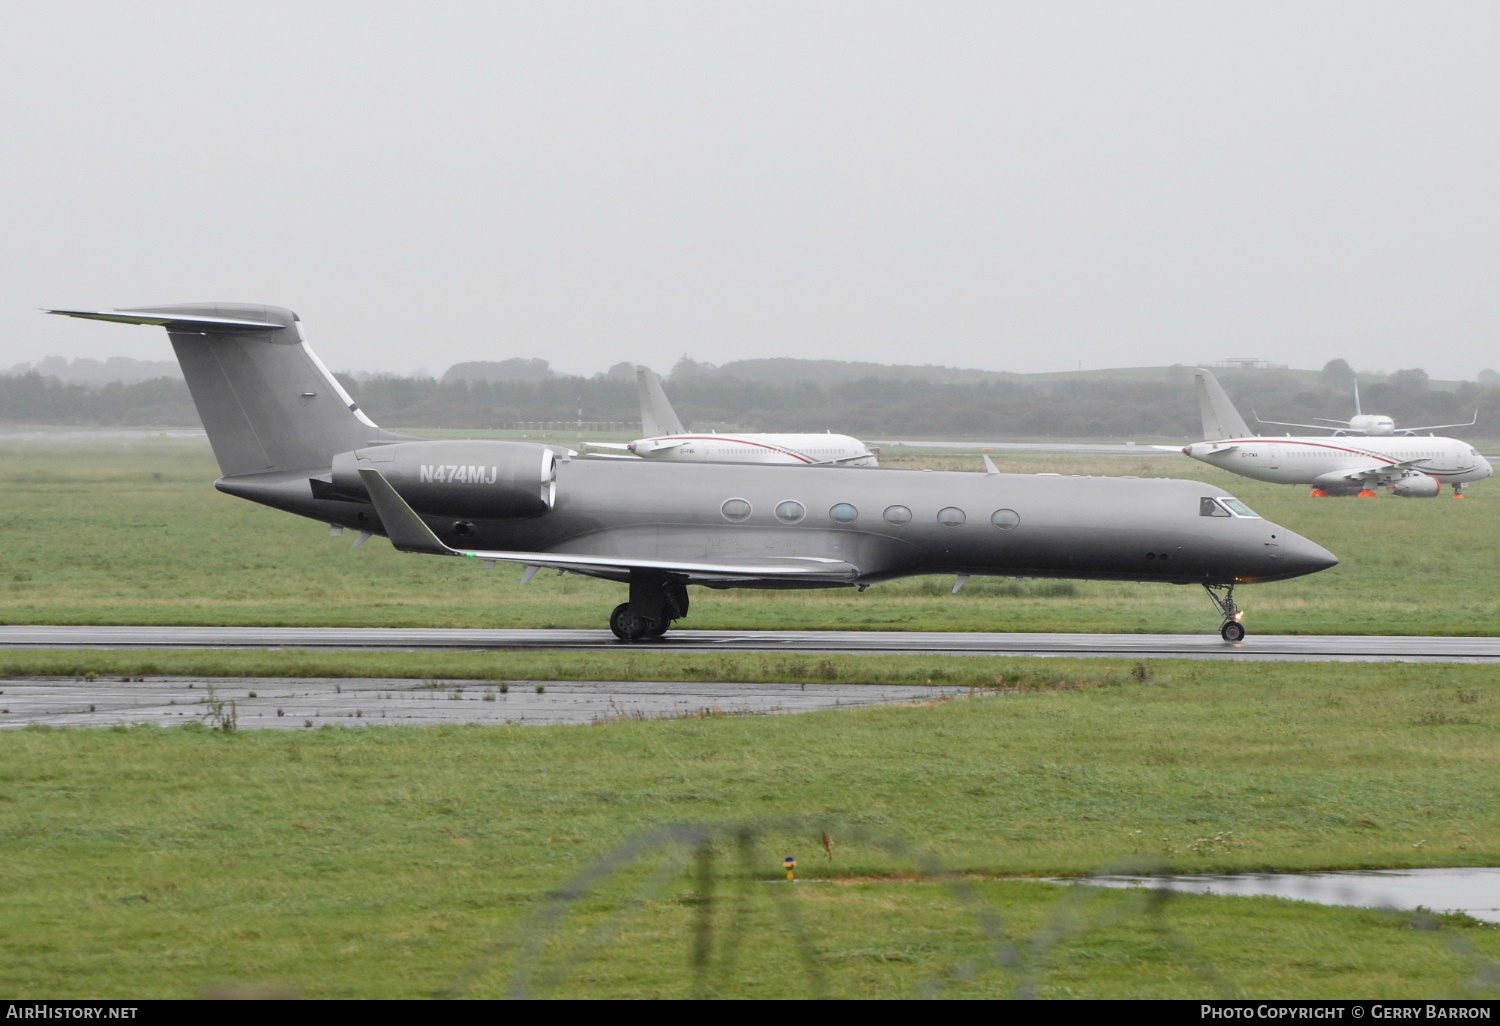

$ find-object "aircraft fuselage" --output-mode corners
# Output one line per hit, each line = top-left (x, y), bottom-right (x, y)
(221, 453), (1337, 589)
(1183, 436), (1492, 492)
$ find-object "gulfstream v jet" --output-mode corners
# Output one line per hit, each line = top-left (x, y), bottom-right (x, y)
(49, 305), (1337, 643)
(1182, 368), (1492, 497)
(588, 365), (879, 466)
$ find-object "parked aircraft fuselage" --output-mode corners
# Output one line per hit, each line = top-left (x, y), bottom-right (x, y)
(1183, 436), (1492, 495)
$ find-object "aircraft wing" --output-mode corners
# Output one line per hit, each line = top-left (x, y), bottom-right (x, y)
(1252, 409), (1348, 433)
(810, 452), (877, 466)
(1399, 412), (1480, 434)
(358, 468), (860, 583)
(1339, 458), (1430, 484)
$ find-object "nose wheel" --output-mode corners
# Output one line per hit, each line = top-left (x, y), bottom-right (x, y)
(1203, 583), (1246, 642)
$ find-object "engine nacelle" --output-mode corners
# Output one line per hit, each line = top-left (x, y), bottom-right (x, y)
(331, 440), (559, 518)
(1389, 471), (1440, 498)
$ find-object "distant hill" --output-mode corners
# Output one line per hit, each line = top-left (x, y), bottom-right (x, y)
(668, 356), (1020, 386)
(442, 359), (555, 384)
(6, 355), (181, 385)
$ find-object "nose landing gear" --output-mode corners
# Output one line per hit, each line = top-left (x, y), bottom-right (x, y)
(1203, 583), (1246, 642)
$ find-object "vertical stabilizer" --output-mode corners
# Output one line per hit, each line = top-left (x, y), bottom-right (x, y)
(636, 366), (686, 437)
(1193, 367), (1252, 440)
(48, 304), (404, 476)
(1352, 379), (1362, 418)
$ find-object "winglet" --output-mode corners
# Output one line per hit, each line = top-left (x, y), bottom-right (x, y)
(357, 467), (457, 556)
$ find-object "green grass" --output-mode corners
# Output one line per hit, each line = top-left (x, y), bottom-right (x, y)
(1, 659), (1497, 997)
(1, 436), (1496, 635)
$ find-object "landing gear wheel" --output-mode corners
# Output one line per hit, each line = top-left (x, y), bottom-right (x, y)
(610, 602), (646, 642)
(610, 602), (669, 642)
(1203, 583), (1246, 642)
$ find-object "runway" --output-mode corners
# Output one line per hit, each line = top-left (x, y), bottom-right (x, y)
(3, 625), (1496, 662)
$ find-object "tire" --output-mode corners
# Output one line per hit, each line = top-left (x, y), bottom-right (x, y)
(610, 602), (664, 642)
(1220, 620), (1246, 643)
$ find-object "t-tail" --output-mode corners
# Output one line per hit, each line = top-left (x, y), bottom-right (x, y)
(635, 365), (687, 438)
(47, 303), (409, 476)
(1193, 367), (1252, 441)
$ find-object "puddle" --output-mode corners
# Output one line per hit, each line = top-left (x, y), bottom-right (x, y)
(0, 676), (974, 730)
(1061, 868), (1500, 922)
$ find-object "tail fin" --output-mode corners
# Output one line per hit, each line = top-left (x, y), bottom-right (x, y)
(1193, 367), (1251, 440)
(1352, 378), (1362, 418)
(635, 365), (686, 437)
(48, 303), (406, 476)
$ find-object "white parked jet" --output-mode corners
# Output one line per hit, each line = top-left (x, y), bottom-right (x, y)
(590, 366), (879, 466)
(1179, 368), (1492, 497)
(1253, 378), (1478, 437)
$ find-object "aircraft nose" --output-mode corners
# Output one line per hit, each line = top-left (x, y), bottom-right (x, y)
(1274, 531), (1340, 579)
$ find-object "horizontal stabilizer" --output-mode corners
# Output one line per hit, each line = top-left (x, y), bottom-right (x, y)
(632, 438), (686, 454)
(47, 308), (286, 333)
(358, 467), (859, 583)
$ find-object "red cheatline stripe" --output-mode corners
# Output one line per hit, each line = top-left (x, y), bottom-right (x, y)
(659, 436), (817, 463)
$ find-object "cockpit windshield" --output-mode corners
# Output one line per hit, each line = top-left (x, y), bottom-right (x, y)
(1201, 497), (1261, 518)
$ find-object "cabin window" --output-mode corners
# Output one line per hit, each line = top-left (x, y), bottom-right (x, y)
(883, 505), (912, 526)
(775, 500), (806, 524)
(829, 502), (859, 524)
(990, 509), (1020, 530)
(1218, 497), (1261, 518)
(721, 498), (752, 522)
(1200, 498), (1231, 517)
(937, 506), (966, 527)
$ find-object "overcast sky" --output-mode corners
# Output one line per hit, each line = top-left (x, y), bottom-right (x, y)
(3, 1), (1495, 379)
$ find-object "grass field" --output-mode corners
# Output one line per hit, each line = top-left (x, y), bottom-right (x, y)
(1, 434), (1496, 635)
(2, 434), (1497, 998)
(1, 657), (1497, 998)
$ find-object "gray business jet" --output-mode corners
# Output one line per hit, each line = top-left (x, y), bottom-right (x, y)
(49, 304), (1338, 643)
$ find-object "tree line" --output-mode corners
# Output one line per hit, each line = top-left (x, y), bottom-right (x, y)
(1, 364), (1494, 438)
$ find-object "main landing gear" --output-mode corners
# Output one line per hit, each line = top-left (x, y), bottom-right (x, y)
(1203, 583), (1246, 643)
(609, 571), (690, 642)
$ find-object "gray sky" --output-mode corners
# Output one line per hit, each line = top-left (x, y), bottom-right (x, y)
(3, 1), (1495, 379)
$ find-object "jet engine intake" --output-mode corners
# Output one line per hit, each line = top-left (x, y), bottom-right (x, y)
(1389, 471), (1440, 498)
(331, 440), (558, 518)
